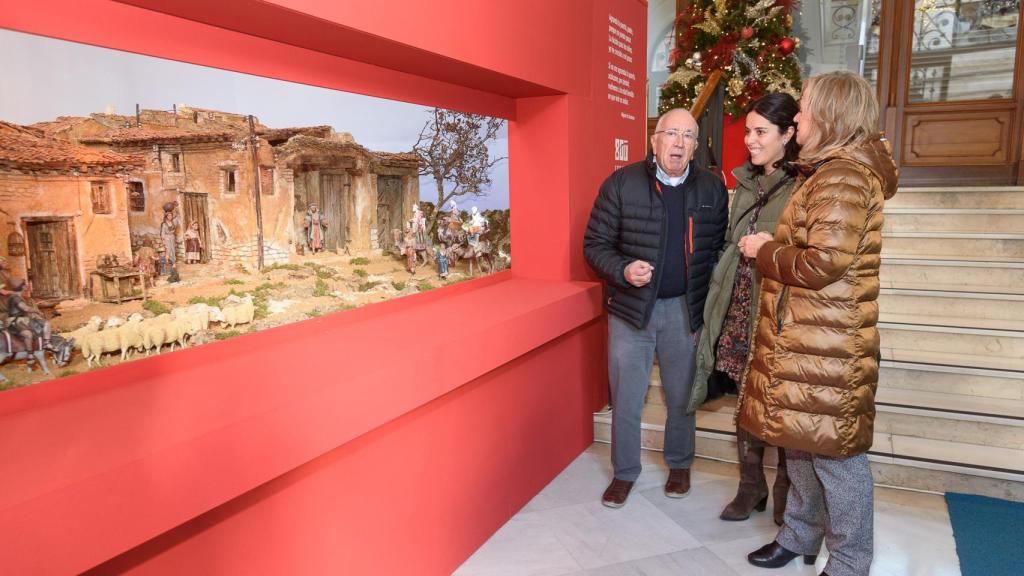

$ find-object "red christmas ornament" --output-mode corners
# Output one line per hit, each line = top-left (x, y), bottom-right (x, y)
(779, 37), (796, 56)
(741, 26), (754, 40)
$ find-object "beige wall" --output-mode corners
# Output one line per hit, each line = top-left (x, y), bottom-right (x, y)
(0, 171), (132, 295)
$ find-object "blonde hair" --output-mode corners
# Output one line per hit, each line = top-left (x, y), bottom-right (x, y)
(798, 72), (879, 164)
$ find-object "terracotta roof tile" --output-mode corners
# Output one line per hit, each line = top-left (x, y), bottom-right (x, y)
(372, 150), (423, 167)
(258, 126), (332, 143)
(79, 127), (238, 145)
(0, 121), (144, 170)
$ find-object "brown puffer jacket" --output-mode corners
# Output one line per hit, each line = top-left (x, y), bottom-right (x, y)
(736, 134), (898, 458)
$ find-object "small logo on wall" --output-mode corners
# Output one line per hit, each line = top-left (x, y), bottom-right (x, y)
(614, 139), (629, 161)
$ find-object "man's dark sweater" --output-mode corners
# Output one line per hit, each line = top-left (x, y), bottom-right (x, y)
(657, 178), (688, 299)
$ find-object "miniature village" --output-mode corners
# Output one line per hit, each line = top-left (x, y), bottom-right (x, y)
(0, 106), (509, 389)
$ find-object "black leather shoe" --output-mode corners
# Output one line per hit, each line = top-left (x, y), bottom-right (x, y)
(747, 541), (817, 568)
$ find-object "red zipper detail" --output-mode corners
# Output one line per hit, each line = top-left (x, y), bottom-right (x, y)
(689, 215), (694, 255)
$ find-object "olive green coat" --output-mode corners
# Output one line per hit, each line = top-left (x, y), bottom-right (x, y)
(687, 162), (797, 413)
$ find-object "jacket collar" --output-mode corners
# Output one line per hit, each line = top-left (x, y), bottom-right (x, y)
(732, 160), (790, 191)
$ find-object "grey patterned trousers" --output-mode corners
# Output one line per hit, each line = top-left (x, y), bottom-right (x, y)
(776, 449), (874, 576)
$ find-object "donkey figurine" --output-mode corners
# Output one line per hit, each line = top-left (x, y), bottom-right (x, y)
(0, 332), (74, 383)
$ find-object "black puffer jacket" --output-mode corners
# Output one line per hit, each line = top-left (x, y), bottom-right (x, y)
(584, 155), (729, 330)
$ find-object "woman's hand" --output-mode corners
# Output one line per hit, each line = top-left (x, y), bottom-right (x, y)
(739, 232), (773, 259)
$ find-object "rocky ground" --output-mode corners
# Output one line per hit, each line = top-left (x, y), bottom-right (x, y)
(1, 250), (487, 390)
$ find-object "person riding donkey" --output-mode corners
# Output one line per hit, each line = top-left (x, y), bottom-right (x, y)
(3, 277), (54, 353)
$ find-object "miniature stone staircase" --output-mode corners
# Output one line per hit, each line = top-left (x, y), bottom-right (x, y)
(594, 186), (1024, 501)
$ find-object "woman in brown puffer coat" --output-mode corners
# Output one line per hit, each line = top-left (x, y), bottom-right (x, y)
(736, 72), (897, 576)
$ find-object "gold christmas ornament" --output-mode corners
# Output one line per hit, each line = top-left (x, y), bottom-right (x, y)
(728, 76), (745, 96)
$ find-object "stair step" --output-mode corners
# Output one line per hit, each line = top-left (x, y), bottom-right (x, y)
(882, 232), (1024, 259)
(594, 405), (1024, 497)
(880, 257), (1024, 295)
(641, 380), (1023, 443)
(883, 208), (1024, 234)
(647, 361), (1024, 405)
(880, 360), (1024, 401)
(879, 288), (1024, 331)
(887, 187), (1024, 209)
(879, 322), (1024, 372)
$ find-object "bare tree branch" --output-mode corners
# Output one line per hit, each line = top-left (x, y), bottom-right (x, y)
(413, 108), (506, 233)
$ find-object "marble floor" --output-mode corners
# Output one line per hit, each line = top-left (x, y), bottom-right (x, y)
(454, 443), (961, 576)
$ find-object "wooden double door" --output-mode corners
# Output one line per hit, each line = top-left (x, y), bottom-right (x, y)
(844, 1), (1024, 185)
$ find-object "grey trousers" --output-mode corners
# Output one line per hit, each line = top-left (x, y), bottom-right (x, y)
(608, 296), (697, 481)
(776, 449), (874, 576)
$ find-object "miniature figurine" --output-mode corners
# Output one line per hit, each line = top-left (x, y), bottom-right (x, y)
(160, 207), (180, 268)
(410, 204), (428, 251)
(434, 245), (449, 279)
(4, 278), (52, 352)
(304, 204), (328, 253)
(132, 239), (160, 288)
(465, 206), (488, 247)
(404, 224), (417, 274)
(184, 220), (204, 264)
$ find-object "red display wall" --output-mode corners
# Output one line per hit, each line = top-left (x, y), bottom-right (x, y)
(0, 1), (648, 574)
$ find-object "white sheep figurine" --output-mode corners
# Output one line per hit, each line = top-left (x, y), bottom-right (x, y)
(59, 316), (103, 352)
(81, 313), (142, 367)
(139, 314), (188, 355)
(116, 314), (147, 361)
(215, 295), (255, 329)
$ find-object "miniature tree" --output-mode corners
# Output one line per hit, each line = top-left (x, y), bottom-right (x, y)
(658, 0), (803, 117)
(413, 108), (506, 234)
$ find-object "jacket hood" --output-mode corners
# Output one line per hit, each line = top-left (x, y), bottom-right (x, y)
(821, 133), (899, 200)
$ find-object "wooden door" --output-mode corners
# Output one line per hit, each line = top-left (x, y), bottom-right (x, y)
(180, 192), (210, 263)
(25, 219), (78, 299)
(376, 176), (403, 250)
(320, 173), (348, 252)
(879, 1), (1024, 185)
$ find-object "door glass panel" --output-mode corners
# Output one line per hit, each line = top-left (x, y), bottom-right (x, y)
(909, 0), (1020, 102)
(797, 1), (883, 88)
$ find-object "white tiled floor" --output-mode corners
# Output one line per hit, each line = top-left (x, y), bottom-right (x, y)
(455, 443), (961, 576)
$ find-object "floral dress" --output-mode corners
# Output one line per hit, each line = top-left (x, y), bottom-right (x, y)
(714, 179), (770, 383)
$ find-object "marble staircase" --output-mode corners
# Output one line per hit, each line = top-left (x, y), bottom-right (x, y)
(595, 186), (1024, 501)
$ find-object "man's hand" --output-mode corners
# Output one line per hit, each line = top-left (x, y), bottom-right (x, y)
(739, 232), (773, 259)
(624, 260), (654, 287)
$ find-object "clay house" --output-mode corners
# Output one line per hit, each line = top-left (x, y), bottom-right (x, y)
(33, 106), (422, 263)
(35, 108), (288, 266)
(272, 133), (422, 252)
(0, 121), (144, 301)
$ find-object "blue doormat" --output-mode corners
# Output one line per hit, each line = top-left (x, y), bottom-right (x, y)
(945, 492), (1024, 576)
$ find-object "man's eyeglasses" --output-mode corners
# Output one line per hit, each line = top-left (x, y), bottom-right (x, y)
(655, 129), (697, 143)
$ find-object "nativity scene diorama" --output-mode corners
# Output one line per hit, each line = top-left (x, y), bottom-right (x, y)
(0, 101), (509, 388)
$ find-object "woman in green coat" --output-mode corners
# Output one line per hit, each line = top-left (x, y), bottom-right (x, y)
(689, 93), (800, 524)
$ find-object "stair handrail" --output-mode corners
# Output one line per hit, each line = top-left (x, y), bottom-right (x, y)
(689, 69), (724, 118)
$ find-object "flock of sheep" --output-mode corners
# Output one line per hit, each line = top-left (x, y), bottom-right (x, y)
(60, 295), (257, 367)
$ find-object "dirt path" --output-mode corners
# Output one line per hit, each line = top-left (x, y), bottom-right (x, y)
(1, 250), (478, 390)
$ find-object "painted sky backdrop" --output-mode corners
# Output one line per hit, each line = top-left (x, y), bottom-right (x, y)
(0, 30), (510, 210)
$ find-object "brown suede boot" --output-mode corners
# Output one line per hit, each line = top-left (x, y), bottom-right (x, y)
(720, 427), (769, 521)
(772, 447), (790, 526)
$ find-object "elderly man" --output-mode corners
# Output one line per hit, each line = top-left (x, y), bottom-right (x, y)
(584, 108), (729, 507)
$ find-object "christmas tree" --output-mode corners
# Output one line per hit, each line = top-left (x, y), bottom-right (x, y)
(658, 0), (803, 117)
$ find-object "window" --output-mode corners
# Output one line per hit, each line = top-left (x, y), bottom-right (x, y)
(127, 181), (145, 212)
(260, 166), (274, 195)
(909, 0), (1020, 102)
(169, 152), (181, 172)
(90, 182), (111, 214)
(223, 168), (237, 194)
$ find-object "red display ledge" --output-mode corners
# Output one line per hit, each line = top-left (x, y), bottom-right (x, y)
(0, 273), (604, 574)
